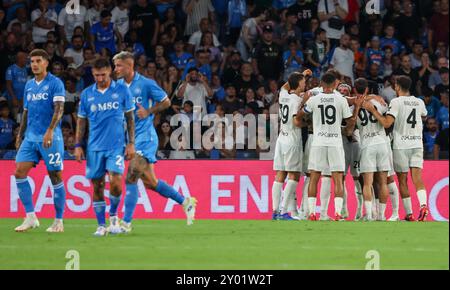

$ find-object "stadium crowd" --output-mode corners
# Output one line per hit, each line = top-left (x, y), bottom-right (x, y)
(0, 0), (448, 160)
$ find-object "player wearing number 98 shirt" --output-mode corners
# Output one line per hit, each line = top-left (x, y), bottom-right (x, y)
(14, 49), (67, 233)
(363, 76), (429, 222)
(271, 72), (307, 221)
(297, 73), (355, 221)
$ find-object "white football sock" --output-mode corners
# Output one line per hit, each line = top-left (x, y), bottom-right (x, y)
(301, 177), (310, 216)
(355, 183), (364, 216)
(388, 182), (400, 216)
(417, 190), (428, 207)
(364, 201), (373, 220)
(402, 197), (413, 215)
(271, 181), (283, 212)
(281, 180), (298, 215)
(379, 203), (387, 220)
(308, 197), (317, 216)
(342, 182), (348, 214)
(335, 197), (344, 216)
(320, 177), (331, 217)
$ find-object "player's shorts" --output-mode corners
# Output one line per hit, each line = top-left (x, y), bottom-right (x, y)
(343, 138), (360, 177)
(359, 143), (392, 173)
(386, 143), (395, 177)
(86, 148), (125, 179)
(273, 140), (303, 172)
(302, 134), (313, 174)
(308, 146), (345, 173)
(136, 141), (158, 164)
(16, 139), (64, 171)
(393, 148), (424, 173)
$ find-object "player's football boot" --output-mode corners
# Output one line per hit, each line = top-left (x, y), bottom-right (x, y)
(362, 215), (374, 222)
(108, 216), (121, 234)
(119, 221), (132, 234)
(93, 226), (108, 236)
(183, 197), (197, 225)
(418, 206), (429, 222)
(308, 214), (317, 221)
(272, 211), (280, 220)
(404, 214), (416, 222)
(341, 208), (349, 219)
(334, 214), (345, 222)
(319, 215), (331, 221)
(388, 214), (400, 222)
(279, 213), (295, 221)
(46, 219), (64, 233)
(15, 215), (40, 232)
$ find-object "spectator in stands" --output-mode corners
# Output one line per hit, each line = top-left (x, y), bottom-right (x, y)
(233, 62), (259, 100)
(222, 84), (243, 114)
(170, 39), (193, 71)
(394, 55), (420, 95)
(434, 127), (449, 160)
(0, 102), (15, 150)
(64, 35), (85, 69)
(130, 0), (160, 55)
(380, 23), (405, 56)
(252, 24), (283, 82)
(7, 6), (31, 34)
(236, 6), (267, 61)
(410, 41), (424, 70)
(222, 49), (242, 85)
(90, 10), (122, 55)
(31, 0), (57, 44)
(434, 67), (449, 98)
(86, 0), (103, 26)
(111, 0), (130, 39)
(306, 28), (330, 77)
(429, 0), (449, 51)
(424, 117), (440, 159)
(283, 38), (304, 81)
(57, 0), (87, 45)
(188, 17), (220, 53)
(318, 0), (348, 48)
(330, 33), (354, 83)
(198, 31), (222, 63)
(395, 1), (420, 43)
(437, 92), (449, 130)
(5, 50), (27, 117)
(429, 57), (449, 90)
(182, 48), (212, 81)
(183, 0), (215, 37)
(421, 87), (442, 119)
(274, 9), (302, 48)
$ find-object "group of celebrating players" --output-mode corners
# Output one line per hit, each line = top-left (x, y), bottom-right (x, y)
(272, 68), (430, 222)
(13, 49), (197, 236)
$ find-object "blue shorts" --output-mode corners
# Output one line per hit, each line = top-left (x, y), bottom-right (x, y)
(136, 141), (158, 164)
(16, 139), (64, 171)
(86, 148), (125, 179)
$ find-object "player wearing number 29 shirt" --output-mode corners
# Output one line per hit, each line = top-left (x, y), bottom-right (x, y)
(297, 73), (355, 222)
(363, 75), (429, 222)
(271, 72), (307, 221)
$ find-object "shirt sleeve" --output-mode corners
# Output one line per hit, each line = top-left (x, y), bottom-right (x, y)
(303, 97), (314, 114)
(420, 100), (428, 117)
(77, 91), (87, 118)
(342, 99), (352, 119)
(148, 79), (168, 103)
(387, 99), (399, 119)
(123, 86), (135, 113)
(52, 79), (66, 102)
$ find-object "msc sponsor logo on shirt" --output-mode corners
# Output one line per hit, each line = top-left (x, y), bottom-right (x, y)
(90, 102), (120, 112)
(27, 93), (49, 101)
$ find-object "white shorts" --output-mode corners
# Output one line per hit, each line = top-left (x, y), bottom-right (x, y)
(308, 146), (345, 173)
(273, 140), (303, 172)
(393, 148), (424, 173)
(360, 143), (392, 173)
(302, 134), (313, 174)
(343, 137), (361, 177)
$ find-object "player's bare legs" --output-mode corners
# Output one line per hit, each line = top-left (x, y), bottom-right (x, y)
(299, 173), (310, 219)
(124, 155), (196, 228)
(307, 171), (321, 220)
(374, 172), (389, 221)
(362, 172), (375, 220)
(397, 172), (415, 221)
(319, 175), (332, 221)
(354, 175), (364, 220)
(411, 167), (429, 221)
(272, 171), (287, 219)
(14, 162), (39, 232)
(332, 172), (345, 221)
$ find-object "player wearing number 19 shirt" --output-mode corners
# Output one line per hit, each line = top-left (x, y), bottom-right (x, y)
(14, 49), (67, 233)
(298, 73), (355, 221)
(365, 76), (429, 221)
(271, 72), (306, 221)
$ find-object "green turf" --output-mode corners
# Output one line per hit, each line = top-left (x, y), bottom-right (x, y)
(0, 219), (448, 270)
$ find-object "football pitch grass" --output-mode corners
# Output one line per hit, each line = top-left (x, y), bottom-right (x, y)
(0, 219), (448, 270)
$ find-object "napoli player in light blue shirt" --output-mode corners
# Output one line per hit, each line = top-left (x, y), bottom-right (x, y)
(14, 49), (67, 233)
(75, 58), (136, 236)
(113, 51), (197, 232)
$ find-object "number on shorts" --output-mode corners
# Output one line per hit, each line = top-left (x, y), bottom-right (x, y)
(280, 104), (290, 124)
(116, 155), (124, 167)
(318, 105), (336, 125)
(48, 153), (61, 165)
(353, 160), (360, 169)
(407, 109), (417, 129)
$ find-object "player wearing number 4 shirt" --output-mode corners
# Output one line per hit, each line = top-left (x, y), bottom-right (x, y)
(297, 73), (355, 221)
(363, 76), (429, 222)
(272, 72), (308, 221)
(14, 49), (67, 233)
